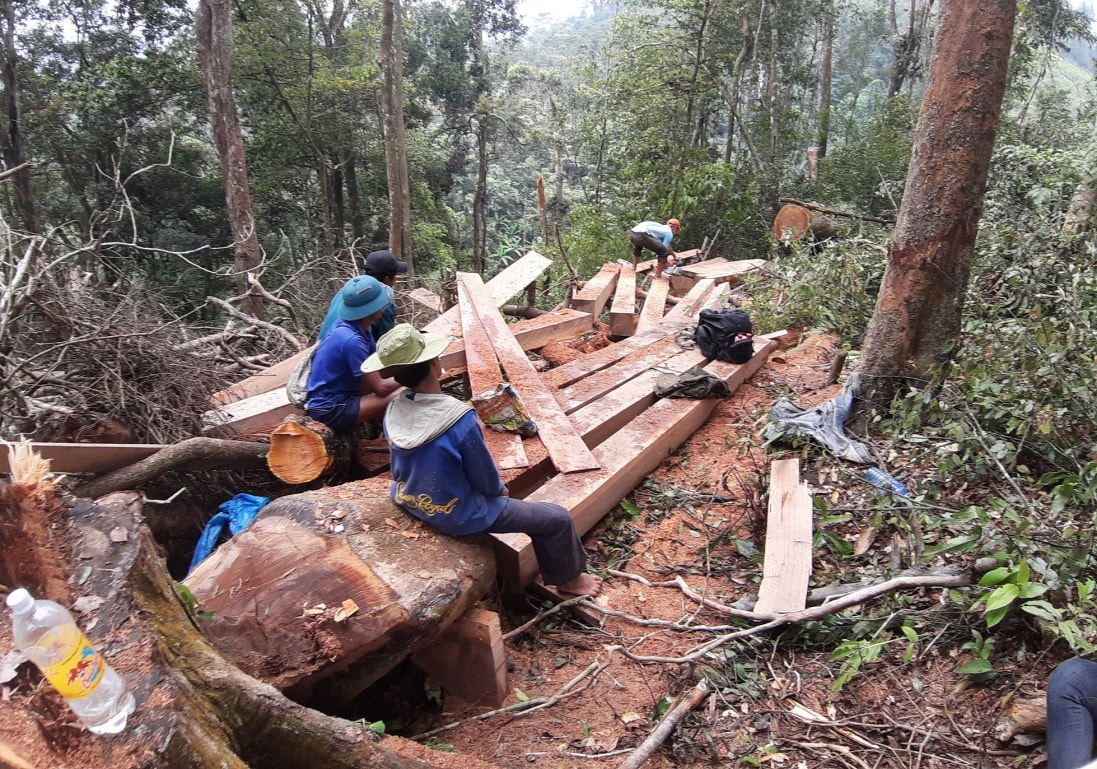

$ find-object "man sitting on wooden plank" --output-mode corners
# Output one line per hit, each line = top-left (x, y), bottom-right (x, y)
(304, 276), (403, 431)
(364, 323), (603, 598)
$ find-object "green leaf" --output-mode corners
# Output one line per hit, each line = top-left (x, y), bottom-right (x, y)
(619, 500), (642, 520)
(514, 688), (529, 702)
(978, 566), (1011, 587)
(984, 584), (1020, 613)
(1019, 582), (1049, 599)
(957, 658), (996, 675)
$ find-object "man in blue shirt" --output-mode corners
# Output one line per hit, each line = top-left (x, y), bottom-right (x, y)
(629, 218), (680, 278)
(305, 275), (402, 431)
(317, 250), (409, 342)
(364, 324), (603, 598)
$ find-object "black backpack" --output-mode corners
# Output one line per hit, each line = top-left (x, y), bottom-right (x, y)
(693, 308), (754, 364)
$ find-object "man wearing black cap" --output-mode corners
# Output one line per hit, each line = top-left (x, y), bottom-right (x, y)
(317, 249), (409, 342)
(362, 249), (408, 340)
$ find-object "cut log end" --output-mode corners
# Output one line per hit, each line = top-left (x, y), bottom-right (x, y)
(268, 414), (350, 484)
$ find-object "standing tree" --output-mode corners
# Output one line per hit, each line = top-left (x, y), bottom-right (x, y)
(197, 0), (266, 320)
(380, 0), (414, 270)
(0, 0), (38, 233)
(856, 0), (1016, 417)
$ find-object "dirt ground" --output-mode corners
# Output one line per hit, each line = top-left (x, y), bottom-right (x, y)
(0, 331), (1059, 768)
(392, 331), (1058, 769)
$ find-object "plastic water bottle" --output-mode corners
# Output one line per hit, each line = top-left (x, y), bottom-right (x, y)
(6, 588), (136, 734)
(865, 467), (910, 498)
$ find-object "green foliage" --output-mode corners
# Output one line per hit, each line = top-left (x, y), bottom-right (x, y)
(812, 95), (917, 217)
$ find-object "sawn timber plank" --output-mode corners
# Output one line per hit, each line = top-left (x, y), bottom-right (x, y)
(608, 264), (638, 337)
(493, 334), (778, 588)
(457, 273), (599, 475)
(458, 278), (529, 470)
(427, 250), (553, 337)
(552, 335), (686, 414)
(635, 276), (670, 335)
(0, 442), (168, 475)
(754, 458), (813, 614)
(571, 263), (619, 318)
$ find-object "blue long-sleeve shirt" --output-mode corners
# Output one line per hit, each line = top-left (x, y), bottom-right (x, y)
(384, 392), (507, 536)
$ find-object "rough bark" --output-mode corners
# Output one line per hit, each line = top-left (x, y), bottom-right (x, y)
(196, 0), (266, 320)
(857, 0), (1015, 417)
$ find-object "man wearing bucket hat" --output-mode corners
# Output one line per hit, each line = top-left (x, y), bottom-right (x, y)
(364, 324), (603, 598)
(628, 218), (680, 279)
(304, 275), (403, 431)
(317, 249), (409, 342)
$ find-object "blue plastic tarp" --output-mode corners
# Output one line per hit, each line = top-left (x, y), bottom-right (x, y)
(187, 493), (270, 575)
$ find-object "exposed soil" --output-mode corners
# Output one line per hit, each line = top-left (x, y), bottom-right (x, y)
(1, 331), (1060, 769)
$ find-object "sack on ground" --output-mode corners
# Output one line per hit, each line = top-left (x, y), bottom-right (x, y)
(286, 348), (316, 408)
(654, 366), (731, 399)
(693, 308), (754, 364)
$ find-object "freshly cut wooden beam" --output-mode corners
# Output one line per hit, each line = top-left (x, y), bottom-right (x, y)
(661, 278), (727, 324)
(636, 249), (700, 274)
(608, 264), (638, 337)
(754, 458), (813, 614)
(669, 258), (770, 295)
(438, 308), (592, 377)
(553, 336), (685, 414)
(568, 348), (706, 447)
(427, 250), (552, 338)
(407, 287), (445, 314)
(635, 277), (670, 334)
(679, 257), (770, 281)
(267, 414), (350, 484)
(203, 388), (302, 438)
(412, 608), (507, 707)
(209, 251), (552, 407)
(494, 335), (778, 587)
(571, 263), (619, 318)
(210, 348), (313, 407)
(457, 273), (599, 475)
(541, 327), (678, 390)
(0, 442), (168, 475)
(459, 279), (529, 470)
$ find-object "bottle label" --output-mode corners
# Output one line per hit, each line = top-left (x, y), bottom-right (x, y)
(35, 625), (105, 700)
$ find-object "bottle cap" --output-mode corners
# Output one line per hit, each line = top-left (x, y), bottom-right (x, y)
(6, 588), (34, 614)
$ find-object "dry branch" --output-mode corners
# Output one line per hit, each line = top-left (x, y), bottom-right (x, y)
(71, 437), (269, 498)
(617, 679), (710, 769)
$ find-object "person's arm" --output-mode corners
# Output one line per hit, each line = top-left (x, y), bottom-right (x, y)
(662, 229), (677, 259)
(457, 416), (506, 497)
(360, 371), (401, 397)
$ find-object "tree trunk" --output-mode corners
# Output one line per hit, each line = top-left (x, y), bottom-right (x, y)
(1062, 166), (1097, 237)
(857, 0), (1015, 416)
(381, 0), (414, 271)
(196, 0), (266, 320)
(0, 471), (469, 769)
(816, 1), (834, 159)
(0, 0), (39, 233)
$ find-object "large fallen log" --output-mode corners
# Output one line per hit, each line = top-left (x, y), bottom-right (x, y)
(183, 481), (496, 706)
(0, 458), (502, 769)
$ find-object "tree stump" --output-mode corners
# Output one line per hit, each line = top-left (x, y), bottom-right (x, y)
(267, 414), (351, 484)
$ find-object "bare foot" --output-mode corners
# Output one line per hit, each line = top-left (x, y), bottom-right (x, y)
(556, 572), (603, 598)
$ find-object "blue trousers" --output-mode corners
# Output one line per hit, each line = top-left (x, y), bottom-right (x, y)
(1047, 658), (1097, 769)
(489, 498), (587, 586)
